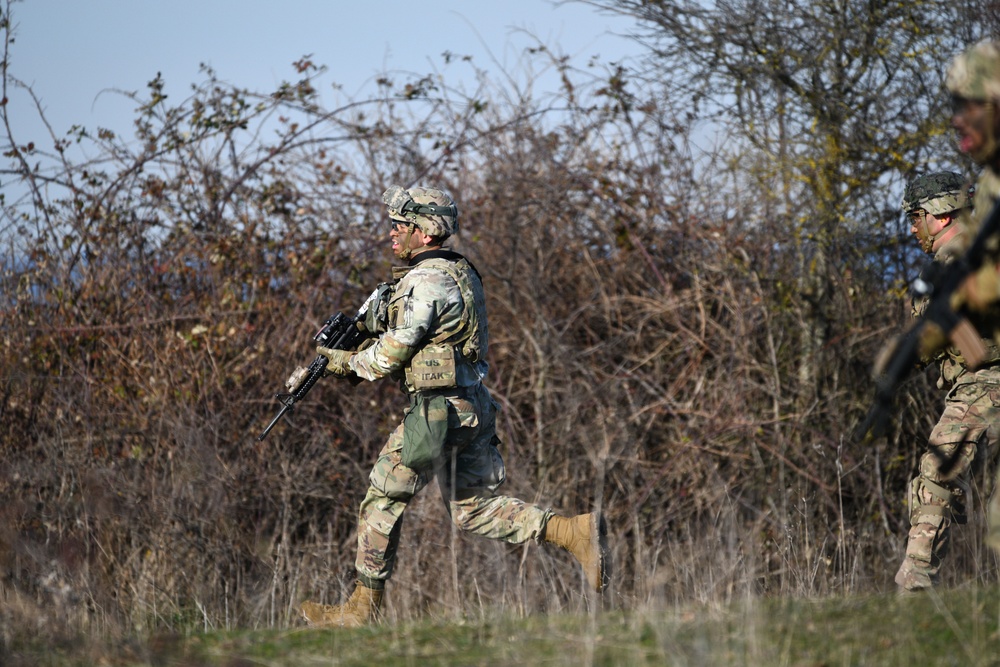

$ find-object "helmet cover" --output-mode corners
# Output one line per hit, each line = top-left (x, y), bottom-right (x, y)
(901, 171), (972, 216)
(382, 184), (458, 239)
(946, 40), (1000, 101)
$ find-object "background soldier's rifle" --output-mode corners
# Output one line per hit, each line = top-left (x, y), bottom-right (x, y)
(256, 290), (378, 441)
(854, 198), (1000, 443)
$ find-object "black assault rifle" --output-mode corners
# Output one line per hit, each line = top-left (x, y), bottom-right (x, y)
(854, 197), (1000, 443)
(257, 290), (378, 441)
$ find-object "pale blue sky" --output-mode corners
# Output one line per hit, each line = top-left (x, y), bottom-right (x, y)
(6, 1), (641, 142)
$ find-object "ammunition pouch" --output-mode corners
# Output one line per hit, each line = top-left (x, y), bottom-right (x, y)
(363, 283), (394, 335)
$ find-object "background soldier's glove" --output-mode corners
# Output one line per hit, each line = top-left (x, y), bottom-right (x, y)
(316, 346), (354, 377)
(915, 321), (949, 362)
(956, 260), (1000, 312)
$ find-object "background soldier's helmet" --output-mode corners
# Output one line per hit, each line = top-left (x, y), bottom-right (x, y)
(382, 185), (459, 239)
(946, 40), (1000, 101)
(900, 171), (972, 216)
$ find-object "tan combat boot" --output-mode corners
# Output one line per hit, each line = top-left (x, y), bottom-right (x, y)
(544, 512), (611, 592)
(894, 556), (936, 593)
(300, 581), (383, 628)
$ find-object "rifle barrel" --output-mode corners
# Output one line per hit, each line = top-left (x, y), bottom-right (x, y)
(257, 402), (292, 441)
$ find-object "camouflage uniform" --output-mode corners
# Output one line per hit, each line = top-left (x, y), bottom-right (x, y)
(966, 170), (1000, 555)
(895, 173), (1000, 591)
(902, 41), (1000, 572)
(978, 169), (1000, 553)
(300, 186), (608, 628)
(347, 250), (552, 587)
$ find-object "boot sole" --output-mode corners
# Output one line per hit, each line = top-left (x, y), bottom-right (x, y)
(300, 601), (333, 627)
(300, 600), (369, 628)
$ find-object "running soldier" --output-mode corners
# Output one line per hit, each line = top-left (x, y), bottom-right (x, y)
(894, 172), (1000, 592)
(298, 185), (610, 627)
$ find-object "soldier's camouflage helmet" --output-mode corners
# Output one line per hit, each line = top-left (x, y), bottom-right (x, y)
(382, 184), (459, 239)
(946, 40), (1000, 101)
(901, 172), (973, 216)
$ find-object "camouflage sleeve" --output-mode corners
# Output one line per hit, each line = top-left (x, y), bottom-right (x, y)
(348, 330), (416, 381)
(349, 268), (449, 381)
(965, 169), (1000, 247)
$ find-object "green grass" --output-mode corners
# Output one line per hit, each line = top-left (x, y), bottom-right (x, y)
(6, 587), (1000, 666)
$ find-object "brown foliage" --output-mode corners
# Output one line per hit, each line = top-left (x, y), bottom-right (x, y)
(0, 1), (995, 648)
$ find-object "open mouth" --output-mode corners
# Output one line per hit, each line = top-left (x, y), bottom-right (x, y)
(957, 131), (976, 153)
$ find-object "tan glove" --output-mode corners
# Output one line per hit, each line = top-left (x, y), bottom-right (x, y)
(955, 261), (1000, 312)
(915, 321), (949, 362)
(316, 346), (354, 377)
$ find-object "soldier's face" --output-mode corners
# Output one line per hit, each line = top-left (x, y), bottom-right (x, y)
(909, 210), (950, 254)
(390, 220), (428, 259)
(952, 97), (999, 163)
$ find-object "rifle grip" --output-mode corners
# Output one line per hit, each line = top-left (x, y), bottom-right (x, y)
(950, 318), (989, 369)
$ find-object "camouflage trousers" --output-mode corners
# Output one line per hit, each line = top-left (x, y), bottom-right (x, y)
(895, 368), (1000, 590)
(354, 382), (552, 587)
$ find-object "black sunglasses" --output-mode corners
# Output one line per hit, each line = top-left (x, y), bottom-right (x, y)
(950, 94), (983, 115)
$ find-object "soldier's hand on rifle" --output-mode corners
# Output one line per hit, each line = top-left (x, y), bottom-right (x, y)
(317, 346), (354, 377)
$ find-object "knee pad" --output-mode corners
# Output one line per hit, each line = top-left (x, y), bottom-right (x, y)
(909, 475), (963, 525)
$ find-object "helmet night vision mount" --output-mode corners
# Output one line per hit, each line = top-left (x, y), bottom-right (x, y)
(382, 184), (458, 221)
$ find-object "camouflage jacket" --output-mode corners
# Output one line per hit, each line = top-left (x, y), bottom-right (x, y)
(967, 167), (1000, 241)
(349, 248), (490, 393)
(947, 167), (1000, 373)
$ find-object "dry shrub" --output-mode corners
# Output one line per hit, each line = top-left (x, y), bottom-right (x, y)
(0, 9), (995, 651)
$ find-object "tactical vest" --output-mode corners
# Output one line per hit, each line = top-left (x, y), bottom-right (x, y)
(399, 251), (489, 393)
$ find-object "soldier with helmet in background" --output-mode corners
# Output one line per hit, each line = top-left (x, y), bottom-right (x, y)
(945, 40), (1000, 560)
(298, 185), (610, 627)
(897, 40), (1000, 589)
(903, 172), (969, 260)
(894, 172), (1000, 592)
